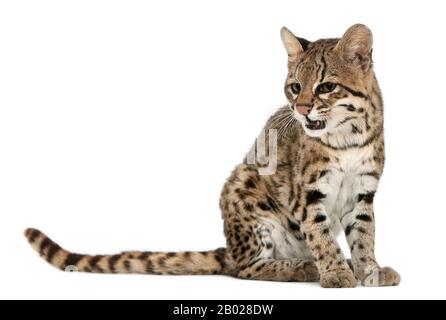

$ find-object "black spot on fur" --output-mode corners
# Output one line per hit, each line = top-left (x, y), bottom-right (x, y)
(357, 192), (375, 204)
(364, 112), (371, 131)
(345, 223), (356, 236)
(291, 199), (300, 214)
(306, 190), (326, 205)
(258, 202), (271, 211)
(243, 203), (254, 212)
(302, 208), (308, 222)
(361, 172), (380, 180)
(356, 214), (372, 222)
(244, 179), (256, 189)
(314, 214), (327, 223)
(288, 219), (300, 232)
(319, 170), (329, 178)
(308, 173), (319, 184)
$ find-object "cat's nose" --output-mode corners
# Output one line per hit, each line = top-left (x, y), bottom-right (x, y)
(295, 105), (312, 116)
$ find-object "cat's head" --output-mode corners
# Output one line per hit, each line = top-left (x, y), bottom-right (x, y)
(281, 24), (375, 138)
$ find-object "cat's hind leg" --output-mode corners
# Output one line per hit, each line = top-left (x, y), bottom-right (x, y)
(232, 223), (319, 282)
(221, 165), (319, 282)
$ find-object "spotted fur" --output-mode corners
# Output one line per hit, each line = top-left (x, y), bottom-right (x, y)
(26, 24), (400, 288)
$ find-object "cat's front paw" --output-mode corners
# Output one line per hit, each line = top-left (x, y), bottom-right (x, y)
(320, 269), (357, 288)
(362, 266), (401, 287)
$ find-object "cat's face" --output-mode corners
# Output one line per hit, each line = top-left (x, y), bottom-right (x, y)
(281, 25), (374, 138)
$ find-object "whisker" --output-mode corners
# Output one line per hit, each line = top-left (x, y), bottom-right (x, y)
(270, 112), (293, 130)
(277, 117), (289, 133)
(280, 120), (292, 138)
(269, 112), (289, 126)
(285, 118), (298, 137)
(277, 116), (292, 138)
(278, 116), (296, 139)
(268, 110), (289, 123)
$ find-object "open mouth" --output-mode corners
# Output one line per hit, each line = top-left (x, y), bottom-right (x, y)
(305, 117), (326, 131)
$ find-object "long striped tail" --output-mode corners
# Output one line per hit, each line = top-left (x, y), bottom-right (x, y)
(25, 228), (227, 275)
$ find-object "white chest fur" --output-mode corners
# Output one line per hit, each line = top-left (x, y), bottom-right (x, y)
(259, 146), (380, 260)
(317, 146), (379, 234)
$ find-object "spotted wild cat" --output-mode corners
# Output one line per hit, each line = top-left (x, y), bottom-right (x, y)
(25, 24), (400, 288)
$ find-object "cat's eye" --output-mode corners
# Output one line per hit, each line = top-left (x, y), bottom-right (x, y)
(316, 82), (337, 94)
(291, 83), (301, 95)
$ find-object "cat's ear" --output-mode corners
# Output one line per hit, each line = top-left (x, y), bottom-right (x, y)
(281, 27), (305, 63)
(335, 24), (373, 72)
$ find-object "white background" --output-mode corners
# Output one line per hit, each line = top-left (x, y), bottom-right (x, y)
(1, 0), (445, 300)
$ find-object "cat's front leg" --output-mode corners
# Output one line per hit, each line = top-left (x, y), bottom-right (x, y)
(298, 190), (357, 288)
(341, 191), (400, 287)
